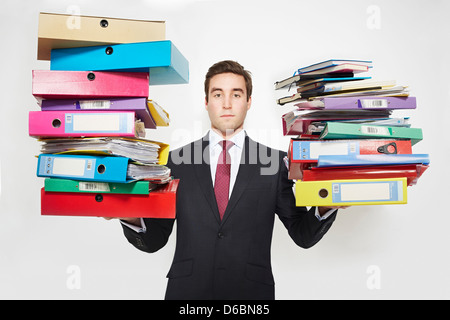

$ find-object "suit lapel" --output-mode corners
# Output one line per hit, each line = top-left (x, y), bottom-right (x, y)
(221, 135), (259, 225)
(193, 135), (222, 224)
(193, 133), (261, 225)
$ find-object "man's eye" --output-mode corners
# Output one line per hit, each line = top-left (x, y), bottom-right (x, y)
(214, 93), (221, 98)
(234, 94), (241, 98)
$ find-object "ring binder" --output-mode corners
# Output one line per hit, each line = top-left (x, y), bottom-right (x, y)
(50, 40), (189, 85)
(295, 178), (408, 206)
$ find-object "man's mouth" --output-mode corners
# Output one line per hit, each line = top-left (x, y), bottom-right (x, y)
(221, 115), (234, 118)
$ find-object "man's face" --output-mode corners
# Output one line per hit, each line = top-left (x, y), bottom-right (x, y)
(205, 72), (252, 138)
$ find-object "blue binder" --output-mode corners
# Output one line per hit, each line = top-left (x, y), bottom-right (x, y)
(50, 40), (189, 85)
(37, 154), (131, 183)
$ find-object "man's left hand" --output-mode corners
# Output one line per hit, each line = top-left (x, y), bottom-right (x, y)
(318, 206), (350, 217)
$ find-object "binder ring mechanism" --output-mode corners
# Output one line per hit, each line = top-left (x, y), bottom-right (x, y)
(377, 142), (398, 154)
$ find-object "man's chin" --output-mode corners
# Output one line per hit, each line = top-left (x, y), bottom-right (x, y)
(213, 126), (243, 137)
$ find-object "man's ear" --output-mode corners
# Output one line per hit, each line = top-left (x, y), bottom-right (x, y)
(204, 96), (208, 110)
(247, 96), (252, 110)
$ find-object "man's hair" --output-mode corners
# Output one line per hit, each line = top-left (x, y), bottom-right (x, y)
(204, 60), (252, 102)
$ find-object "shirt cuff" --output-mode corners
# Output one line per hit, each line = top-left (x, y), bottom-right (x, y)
(314, 207), (337, 221)
(120, 218), (147, 233)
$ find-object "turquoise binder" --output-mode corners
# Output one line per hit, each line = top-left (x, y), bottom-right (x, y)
(44, 178), (152, 194)
(50, 40), (189, 85)
(320, 122), (423, 145)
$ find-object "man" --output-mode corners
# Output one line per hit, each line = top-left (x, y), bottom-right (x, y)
(116, 60), (340, 300)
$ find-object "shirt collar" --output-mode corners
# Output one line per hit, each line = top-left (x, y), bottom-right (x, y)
(209, 129), (246, 149)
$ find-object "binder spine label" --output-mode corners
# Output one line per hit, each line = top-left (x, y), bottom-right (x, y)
(64, 112), (133, 133)
(78, 100), (112, 109)
(331, 180), (403, 203)
(79, 182), (111, 192)
(360, 99), (388, 109)
(40, 156), (95, 179)
(361, 125), (390, 136)
(293, 140), (360, 160)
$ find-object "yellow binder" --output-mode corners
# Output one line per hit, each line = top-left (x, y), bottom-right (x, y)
(295, 178), (407, 206)
(148, 100), (170, 126)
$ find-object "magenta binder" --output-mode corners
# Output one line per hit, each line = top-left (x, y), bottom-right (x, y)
(29, 110), (138, 138)
(32, 70), (149, 99)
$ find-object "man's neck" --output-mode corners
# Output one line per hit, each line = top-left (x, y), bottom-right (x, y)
(211, 127), (244, 140)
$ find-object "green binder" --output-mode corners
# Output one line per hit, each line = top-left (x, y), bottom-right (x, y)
(320, 122), (423, 145)
(44, 178), (153, 194)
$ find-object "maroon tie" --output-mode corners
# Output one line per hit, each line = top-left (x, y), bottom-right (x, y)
(214, 140), (234, 220)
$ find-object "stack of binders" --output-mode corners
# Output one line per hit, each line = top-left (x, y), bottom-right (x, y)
(275, 59), (429, 206)
(29, 13), (189, 218)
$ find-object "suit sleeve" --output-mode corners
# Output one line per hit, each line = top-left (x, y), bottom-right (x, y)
(121, 218), (174, 253)
(275, 153), (337, 249)
(120, 153), (176, 253)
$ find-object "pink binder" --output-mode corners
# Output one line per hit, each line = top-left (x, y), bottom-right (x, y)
(40, 97), (157, 129)
(29, 110), (138, 137)
(32, 70), (149, 99)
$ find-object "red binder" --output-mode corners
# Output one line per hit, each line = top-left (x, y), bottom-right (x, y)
(289, 138), (412, 162)
(301, 164), (429, 186)
(288, 138), (413, 180)
(41, 179), (179, 218)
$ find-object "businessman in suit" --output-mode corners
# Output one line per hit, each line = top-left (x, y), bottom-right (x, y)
(115, 60), (341, 300)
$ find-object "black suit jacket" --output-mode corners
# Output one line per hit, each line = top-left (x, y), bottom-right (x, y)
(122, 134), (337, 300)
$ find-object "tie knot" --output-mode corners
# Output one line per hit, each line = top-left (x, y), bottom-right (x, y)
(220, 140), (234, 152)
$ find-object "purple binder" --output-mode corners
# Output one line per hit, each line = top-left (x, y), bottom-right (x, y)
(294, 96), (416, 111)
(40, 97), (156, 129)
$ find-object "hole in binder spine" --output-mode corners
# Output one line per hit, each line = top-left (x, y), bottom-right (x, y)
(377, 142), (398, 154)
(97, 164), (106, 174)
(105, 47), (113, 55)
(95, 194), (103, 202)
(100, 19), (108, 28)
(319, 188), (329, 199)
(87, 72), (95, 81)
(52, 119), (61, 128)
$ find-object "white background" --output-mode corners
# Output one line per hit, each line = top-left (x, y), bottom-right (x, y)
(1, 0), (449, 299)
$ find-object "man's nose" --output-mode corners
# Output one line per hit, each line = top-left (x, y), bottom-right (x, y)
(223, 96), (232, 109)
